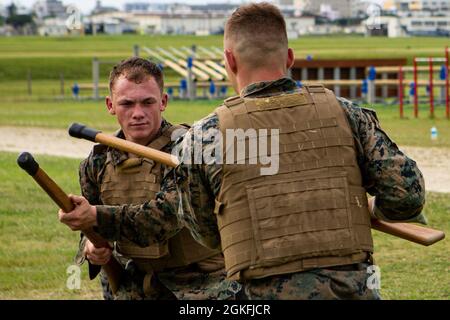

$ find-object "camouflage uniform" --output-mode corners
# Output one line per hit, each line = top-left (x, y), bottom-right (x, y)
(75, 119), (241, 300)
(93, 78), (425, 300)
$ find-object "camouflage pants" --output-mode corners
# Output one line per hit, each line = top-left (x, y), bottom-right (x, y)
(99, 263), (176, 300)
(240, 263), (381, 300)
(157, 267), (243, 300)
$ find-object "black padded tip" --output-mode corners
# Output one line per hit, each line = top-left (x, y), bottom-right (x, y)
(68, 122), (100, 142)
(17, 152), (39, 176)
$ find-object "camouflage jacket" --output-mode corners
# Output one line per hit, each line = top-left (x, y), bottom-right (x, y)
(75, 118), (182, 265)
(94, 78), (426, 252)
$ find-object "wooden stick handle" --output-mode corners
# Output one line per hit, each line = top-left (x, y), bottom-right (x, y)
(17, 152), (122, 293)
(371, 219), (445, 246)
(68, 125), (446, 247)
(69, 122), (179, 167)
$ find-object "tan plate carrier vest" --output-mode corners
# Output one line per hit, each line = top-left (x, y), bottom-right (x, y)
(100, 124), (219, 273)
(215, 85), (374, 280)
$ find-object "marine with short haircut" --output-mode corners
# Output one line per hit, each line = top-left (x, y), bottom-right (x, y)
(60, 3), (425, 299)
(73, 57), (240, 300)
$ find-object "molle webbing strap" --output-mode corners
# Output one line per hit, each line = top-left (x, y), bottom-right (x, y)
(279, 118), (337, 134)
(251, 173), (346, 199)
(148, 127), (174, 151)
(228, 157), (357, 185)
(225, 252), (252, 279)
(280, 136), (354, 152)
(221, 116), (339, 147)
(221, 227), (253, 251)
(239, 251), (369, 280)
(100, 159), (161, 205)
(229, 136), (356, 165)
(304, 84), (327, 94)
(216, 105), (236, 137)
(116, 241), (169, 259)
(243, 93), (309, 113)
(224, 95), (244, 108)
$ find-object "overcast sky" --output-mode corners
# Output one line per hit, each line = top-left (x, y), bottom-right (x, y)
(1, 0), (245, 13)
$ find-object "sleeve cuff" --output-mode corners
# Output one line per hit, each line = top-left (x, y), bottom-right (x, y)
(373, 205), (428, 225)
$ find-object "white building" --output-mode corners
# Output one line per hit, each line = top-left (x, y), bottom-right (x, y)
(83, 4), (315, 36)
(402, 15), (450, 35)
(277, 0), (361, 18)
(33, 0), (67, 19)
(365, 14), (450, 36)
(383, 0), (450, 14)
(131, 11), (315, 36)
(102, 18), (139, 34)
(125, 2), (151, 13)
(37, 17), (68, 36)
(272, 0), (307, 15)
(86, 11), (138, 34)
(285, 16), (317, 37)
(134, 13), (226, 35)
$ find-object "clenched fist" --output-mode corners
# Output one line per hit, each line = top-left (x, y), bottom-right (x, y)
(84, 239), (112, 265)
(58, 195), (97, 231)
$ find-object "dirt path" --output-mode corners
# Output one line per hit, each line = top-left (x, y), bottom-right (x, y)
(401, 146), (450, 193)
(0, 126), (92, 159)
(1, 126), (449, 193)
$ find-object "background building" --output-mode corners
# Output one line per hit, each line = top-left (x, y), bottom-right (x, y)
(125, 2), (151, 13)
(275, 0), (361, 18)
(33, 0), (66, 19)
(384, 0), (450, 14)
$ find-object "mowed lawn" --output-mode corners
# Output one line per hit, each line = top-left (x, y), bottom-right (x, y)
(0, 35), (449, 92)
(0, 149), (448, 300)
(0, 152), (102, 299)
(0, 99), (449, 148)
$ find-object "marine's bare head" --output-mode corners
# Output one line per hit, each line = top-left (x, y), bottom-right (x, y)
(223, 2), (294, 92)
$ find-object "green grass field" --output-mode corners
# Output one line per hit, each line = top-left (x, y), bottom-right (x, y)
(0, 152), (101, 299)
(0, 149), (448, 299)
(0, 35), (449, 83)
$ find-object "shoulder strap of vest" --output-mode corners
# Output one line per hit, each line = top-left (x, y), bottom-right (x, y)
(92, 143), (108, 156)
(148, 123), (189, 151)
(223, 95), (245, 108)
(216, 104), (237, 134)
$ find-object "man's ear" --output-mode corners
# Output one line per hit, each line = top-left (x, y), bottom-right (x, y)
(106, 96), (115, 115)
(224, 49), (237, 74)
(160, 93), (168, 112)
(286, 48), (295, 70)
